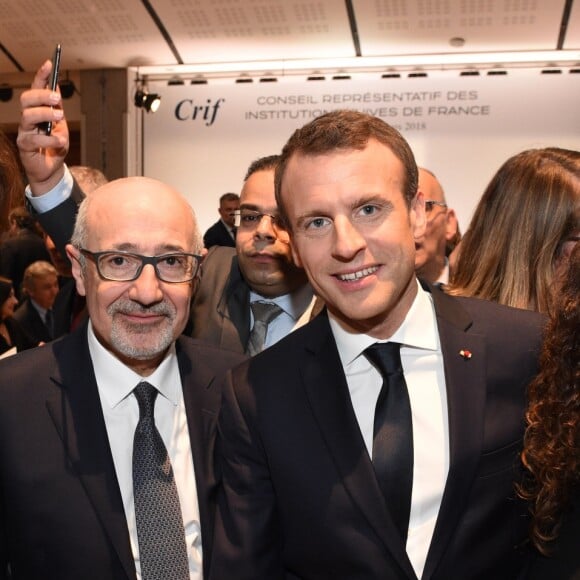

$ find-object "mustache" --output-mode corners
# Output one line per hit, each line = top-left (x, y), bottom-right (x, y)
(107, 299), (175, 318)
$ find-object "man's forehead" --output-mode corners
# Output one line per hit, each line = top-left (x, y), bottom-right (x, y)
(240, 170), (276, 208)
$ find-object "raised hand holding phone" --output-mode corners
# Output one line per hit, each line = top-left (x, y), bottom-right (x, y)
(17, 51), (69, 196)
(38, 44), (61, 135)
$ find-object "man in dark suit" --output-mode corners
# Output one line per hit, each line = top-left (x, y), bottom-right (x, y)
(12, 259), (59, 343)
(210, 110), (543, 579)
(190, 155), (322, 354)
(202, 192), (239, 249)
(0, 176), (243, 580)
(7, 69), (244, 578)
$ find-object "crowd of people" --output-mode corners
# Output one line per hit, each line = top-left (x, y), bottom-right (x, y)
(0, 57), (578, 579)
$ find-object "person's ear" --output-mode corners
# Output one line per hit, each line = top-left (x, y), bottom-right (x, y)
(445, 209), (459, 241)
(66, 244), (87, 297)
(411, 190), (426, 242)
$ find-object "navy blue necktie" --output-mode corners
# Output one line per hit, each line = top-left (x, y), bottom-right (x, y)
(365, 342), (414, 542)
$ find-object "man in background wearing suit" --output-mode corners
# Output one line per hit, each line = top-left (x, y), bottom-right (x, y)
(190, 154), (321, 354)
(4, 59), (244, 579)
(211, 110), (543, 580)
(13, 259), (59, 343)
(202, 192), (239, 249)
(414, 168), (460, 285)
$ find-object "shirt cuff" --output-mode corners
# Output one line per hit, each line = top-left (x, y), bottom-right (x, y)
(24, 165), (73, 214)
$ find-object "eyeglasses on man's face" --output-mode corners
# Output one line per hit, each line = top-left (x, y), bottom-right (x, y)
(79, 249), (202, 283)
(233, 209), (286, 231)
(424, 200), (448, 213)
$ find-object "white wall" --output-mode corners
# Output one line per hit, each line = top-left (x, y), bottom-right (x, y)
(141, 68), (580, 235)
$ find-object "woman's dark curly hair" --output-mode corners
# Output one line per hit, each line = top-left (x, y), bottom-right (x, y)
(520, 242), (580, 554)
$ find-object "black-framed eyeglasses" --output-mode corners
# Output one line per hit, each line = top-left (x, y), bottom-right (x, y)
(80, 249), (201, 283)
(233, 209), (286, 231)
(424, 200), (448, 213)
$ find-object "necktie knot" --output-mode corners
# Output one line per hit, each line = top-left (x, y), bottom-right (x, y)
(251, 301), (283, 325)
(134, 381), (158, 419)
(364, 342), (402, 376)
(246, 301), (284, 356)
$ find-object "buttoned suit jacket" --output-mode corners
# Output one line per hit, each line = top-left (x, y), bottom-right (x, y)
(189, 246), (322, 354)
(13, 297), (52, 343)
(203, 220), (236, 249)
(0, 322), (244, 580)
(211, 284), (544, 580)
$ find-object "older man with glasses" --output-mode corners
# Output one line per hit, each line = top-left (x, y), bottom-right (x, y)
(414, 168), (460, 285)
(0, 175), (245, 579)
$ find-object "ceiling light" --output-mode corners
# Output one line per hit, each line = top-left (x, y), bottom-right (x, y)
(0, 85), (13, 102)
(59, 79), (77, 99)
(134, 88), (161, 113)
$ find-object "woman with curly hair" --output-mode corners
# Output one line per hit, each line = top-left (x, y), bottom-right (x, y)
(520, 243), (579, 578)
(448, 147), (579, 314)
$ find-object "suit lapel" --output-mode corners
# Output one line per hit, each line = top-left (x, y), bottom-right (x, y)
(301, 315), (417, 579)
(176, 338), (221, 573)
(45, 326), (135, 580)
(422, 287), (487, 579)
(217, 256), (251, 349)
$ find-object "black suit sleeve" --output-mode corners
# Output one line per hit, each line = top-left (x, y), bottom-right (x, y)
(28, 180), (85, 260)
(211, 367), (286, 580)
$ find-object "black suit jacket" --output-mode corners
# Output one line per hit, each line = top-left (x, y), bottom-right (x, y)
(203, 220), (236, 249)
(211, 286), (544, 580)
(13, 298), (52, 343)
(0, 323), (244, 580)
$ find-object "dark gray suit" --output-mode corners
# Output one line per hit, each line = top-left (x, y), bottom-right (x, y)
(0, 323), (244, 579)
(211, 285), (544, 580)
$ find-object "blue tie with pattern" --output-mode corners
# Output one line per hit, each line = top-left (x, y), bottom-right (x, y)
(132, 381), (189, 579)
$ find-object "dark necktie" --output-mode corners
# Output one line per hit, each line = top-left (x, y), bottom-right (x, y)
(44, 309), (54, 339)
(364, 342), (414, 542)
(246, 301), (283, 356)
(132, 382), (189, 580)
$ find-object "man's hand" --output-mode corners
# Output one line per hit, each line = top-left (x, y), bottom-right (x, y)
(17, 59), (69, 196)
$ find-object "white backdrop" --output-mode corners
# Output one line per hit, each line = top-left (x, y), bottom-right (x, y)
(142, 68), (580, 234)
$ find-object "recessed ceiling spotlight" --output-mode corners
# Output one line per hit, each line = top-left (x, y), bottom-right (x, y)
(450, 37), (466, 48)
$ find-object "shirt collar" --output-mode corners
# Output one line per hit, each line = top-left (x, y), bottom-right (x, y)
(250, 283), (314, 321)
(30, 299), (48, 320)
(87, 320), (181, 409)
(329, 279), (440, 367)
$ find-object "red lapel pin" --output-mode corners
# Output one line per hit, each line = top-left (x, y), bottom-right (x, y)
(459, 349), (472, 360)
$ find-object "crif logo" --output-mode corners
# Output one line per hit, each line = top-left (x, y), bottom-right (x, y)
(174, 98), (225, 126)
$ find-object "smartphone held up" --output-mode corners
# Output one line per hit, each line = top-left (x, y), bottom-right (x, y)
(38, 44), (62, 136)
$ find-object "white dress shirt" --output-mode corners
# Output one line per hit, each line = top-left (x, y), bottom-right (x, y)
(328, 281), (449, 579)
(87, 322), (202, 580)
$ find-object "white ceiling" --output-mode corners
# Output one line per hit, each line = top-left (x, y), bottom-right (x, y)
(0, 0), (578, 76)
